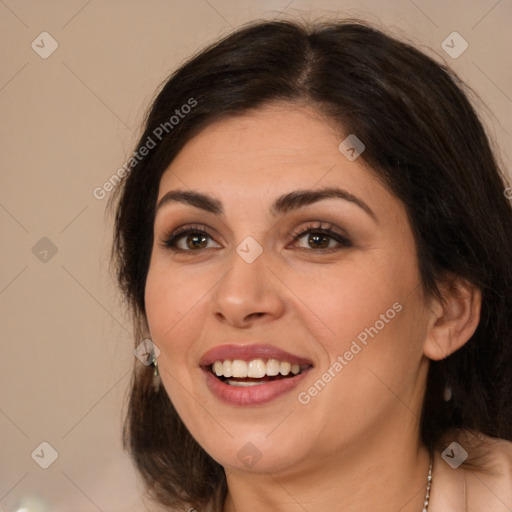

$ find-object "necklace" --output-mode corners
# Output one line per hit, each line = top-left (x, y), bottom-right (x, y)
(422, 457), (433, 512)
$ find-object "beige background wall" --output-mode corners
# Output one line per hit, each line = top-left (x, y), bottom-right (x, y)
(1, 1), (510, 511)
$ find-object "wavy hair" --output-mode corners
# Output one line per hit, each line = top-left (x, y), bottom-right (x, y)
(108, 18), (512, 511)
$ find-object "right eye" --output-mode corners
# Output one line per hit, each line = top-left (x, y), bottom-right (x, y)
(160, 225), (221, 252)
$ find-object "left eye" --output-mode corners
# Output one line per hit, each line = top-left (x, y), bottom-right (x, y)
(291, 226), (352, 251)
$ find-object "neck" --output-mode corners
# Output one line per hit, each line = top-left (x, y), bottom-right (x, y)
(222, 434), (431, 512)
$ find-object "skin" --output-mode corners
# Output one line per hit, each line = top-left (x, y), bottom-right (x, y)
(144, 102), (482, 511)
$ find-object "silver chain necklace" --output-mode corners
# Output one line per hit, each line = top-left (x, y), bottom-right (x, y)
(421, 457), (433, 512)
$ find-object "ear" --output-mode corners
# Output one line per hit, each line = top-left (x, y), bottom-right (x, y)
(423, 275), (482, 361)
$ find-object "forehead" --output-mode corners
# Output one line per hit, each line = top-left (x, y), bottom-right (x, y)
(157, 103), (394, 215)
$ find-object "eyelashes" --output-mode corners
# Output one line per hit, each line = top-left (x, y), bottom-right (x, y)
(160, 222), (352, 253)
(161, 224), (216, 251)
(290, 223), (352, 250)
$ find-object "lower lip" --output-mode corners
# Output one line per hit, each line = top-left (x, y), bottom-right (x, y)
(203, 368), (311, 406)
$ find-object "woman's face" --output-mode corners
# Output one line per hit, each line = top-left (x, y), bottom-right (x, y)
(145, 103), (432, 475)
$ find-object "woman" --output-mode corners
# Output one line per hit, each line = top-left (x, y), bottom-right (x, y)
(109, 19), (512, 511)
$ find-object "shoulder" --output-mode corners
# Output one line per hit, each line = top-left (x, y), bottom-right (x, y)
(465, 434), (512, 510)
(431, 432), (512, 512)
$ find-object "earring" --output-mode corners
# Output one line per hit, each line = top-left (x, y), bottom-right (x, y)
(151, 353), (160, 377)
(151, 350), (161, 391)
(443, 384), (453, 401)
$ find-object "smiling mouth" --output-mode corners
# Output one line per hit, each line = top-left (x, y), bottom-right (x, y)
(208, 358), (312, 387)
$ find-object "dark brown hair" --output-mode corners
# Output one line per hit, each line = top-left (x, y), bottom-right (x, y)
(109, 18), (512, 511)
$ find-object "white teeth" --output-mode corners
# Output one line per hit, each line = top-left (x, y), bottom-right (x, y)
(222, 360), (233, 378)
(247, 359), (266, 378)
(266, 359), (280, 376)
(227, 380), (266, 387)
(210, 358), (308, 379)
(232, 360), (248, 378)
(280, 361), (291, 376)
(213, 361), (223, 376)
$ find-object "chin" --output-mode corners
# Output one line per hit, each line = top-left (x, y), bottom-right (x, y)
(203, 428), (310, 475)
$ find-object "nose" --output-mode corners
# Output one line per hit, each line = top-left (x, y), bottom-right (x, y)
(210, 244), (286, 328)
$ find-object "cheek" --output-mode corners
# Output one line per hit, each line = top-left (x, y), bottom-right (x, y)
(301, 249), (426, 404)
(144, 262), (209, 413)
(144, 261), (206, 361)
(292, 252), (411, 350)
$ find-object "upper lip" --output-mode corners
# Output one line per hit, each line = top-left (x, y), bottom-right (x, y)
(200, 344), (314, 367)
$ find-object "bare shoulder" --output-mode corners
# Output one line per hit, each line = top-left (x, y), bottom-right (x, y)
(465, 434), (512, 510)
(461, 434), (512, 512)
(431, 432), (512, 511)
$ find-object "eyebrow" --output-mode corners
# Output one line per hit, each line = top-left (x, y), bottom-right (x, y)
(156, 186), (377, 221)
